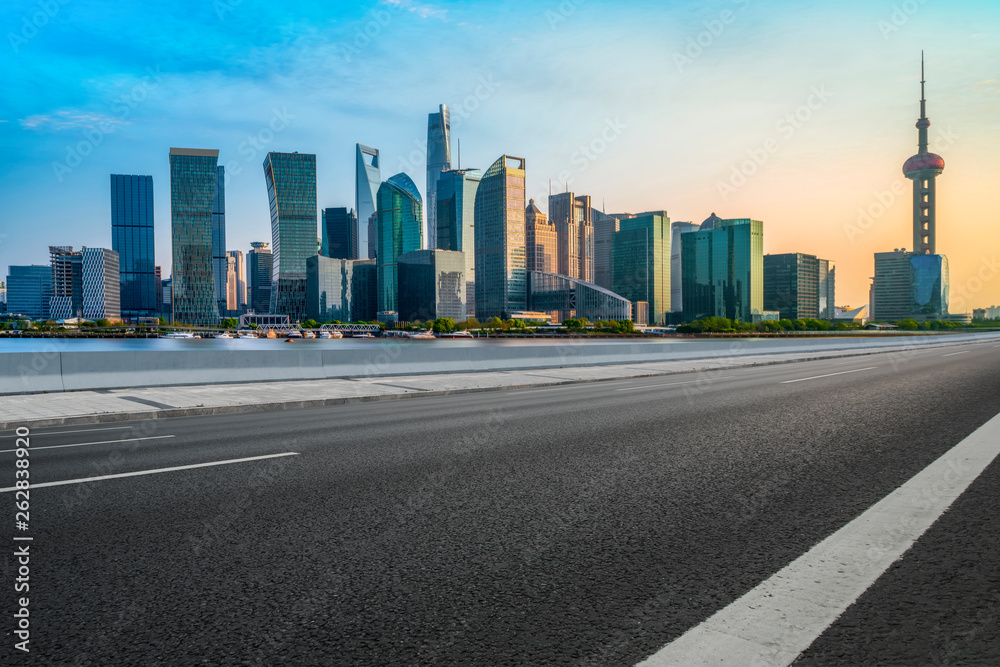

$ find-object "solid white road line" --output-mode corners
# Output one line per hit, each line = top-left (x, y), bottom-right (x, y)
(617, 377), (733, 391)
(0, 452), (299, 492)
(780, 367), (876, 384)
(0, 435), (175, 454)
(0, 426), (137, 438)
(942, 350), (970, 357)
(636, 410), (1000, 667)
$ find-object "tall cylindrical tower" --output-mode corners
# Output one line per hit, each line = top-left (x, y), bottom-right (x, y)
(902, 53), (945, 255)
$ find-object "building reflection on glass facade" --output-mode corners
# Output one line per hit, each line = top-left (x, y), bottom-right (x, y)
(322, 207), (358, 260)
(611, 211), (671, 326)
(5, 266), (52, 319)
(111, 174), (156, 318)
(681, 216), (764, 322)
(426, 105), (451, 251)
(818, 259), (836, 319)
(247, 242), (272, 313)
(474, 155), (526, 321)
(437, 168), (480, 315)
(398, 249), (466, 322)
(376, 173), (423, 315)
(911, 253), (949, 318)
(527, 271), (631, 322)
(170, 148), (221, 326)
(264, 152), (317, 321)
(306, 256), (377, 323)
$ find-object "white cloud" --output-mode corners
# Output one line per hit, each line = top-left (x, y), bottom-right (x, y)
(19, 110), (130, 132)
(383, 0), (448, 21)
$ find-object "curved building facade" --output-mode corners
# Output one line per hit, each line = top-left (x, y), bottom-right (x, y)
(376, 173), (423, 315)
(527, 271), (632, 322)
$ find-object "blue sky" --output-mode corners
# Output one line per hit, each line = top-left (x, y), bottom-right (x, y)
(2, 0), (999, 308)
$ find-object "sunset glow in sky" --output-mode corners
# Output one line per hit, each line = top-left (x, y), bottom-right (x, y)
(2, 0), (999, 310)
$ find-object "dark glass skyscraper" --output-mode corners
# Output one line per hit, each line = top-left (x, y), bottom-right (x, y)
(111, 174), (156, 318)
(264, 152), (317, 321)
(376, 173), (423, 315)
(212, 166), (227, 316)
(426, 104), (451, 250)
(170, 147), (221, 326)
(763, 253), (821, 321)
(6, 265), (52, 320)
(321, 207), (358, 260)
(397, 249), (466, 322)
(247, 242), (273, 313)
(355, 144), (381, 260)
(474, 156), (526, 320)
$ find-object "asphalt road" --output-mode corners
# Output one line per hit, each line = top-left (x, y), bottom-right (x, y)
(3, 339), (1000, 665)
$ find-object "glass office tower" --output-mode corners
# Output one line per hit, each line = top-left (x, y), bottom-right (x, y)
(212, 166), (227, 316)
(247, 242), (273, 313)
(818, 259), (836, 319)
(397, 249), (466, 322)
(321, 207), (358, 260)
(549, 192), (594, 283)
(306, 256), (377, 322)
(681, 215), (764, 322)
(355, 144), (381, 260)
(376, 173), (423, 315)
(763, 253), (821, 321)
(110, 174), (156, 318)
(593, 209), (621, 290)
(264, 152), (317, 321)
(474, 155), (527, 320)
(5, 265), (52, 319)
(436, 168), (480, 315)
(426, 104), (452, 250)
(169, 148), (221, 326)
(611, 211), (671, 325)
(669, 221), (699, 314)
(911, 253), (949, 319)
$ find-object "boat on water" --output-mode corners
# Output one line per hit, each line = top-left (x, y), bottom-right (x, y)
(286, 330), (303, 339)
(303, 331), (316, 339)
(354, 332), (375, 339)
(410, 331), (436, 340)
(237, 331), (257, 339)
(318, 330), (344, 339)
(161, 332), (196, 339)
(437, 331), (474, 338)
(215, 332), (234, 339)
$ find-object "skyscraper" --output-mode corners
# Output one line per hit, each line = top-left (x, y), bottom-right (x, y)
(355, 144), (381, 260)
(397, 249), (466, 322)
(321, 207), (358, 260)
(212, 166), (227, 316)
(474, 155), (527, 321)
(526, 199), (557, 274)
(110, 174), (156, 318)
(611, 211), (671, 325)
(681, 214), (764, 322)
(763, 253), (821, 321)
(264, 151), (317, 321)
(549, 192), (594, 282)
(6, 265), (52, 320)
(306, 256), (377, 323)
(49, 246), (82, 319)
(437, 168), (480, 314)
(426, 104), (452, 250)
(376, 173), (423, 315)
(227, 249), (246, 313)
(247, 242), (273, 313)
(593, 209), (620, 290)
(818, 259), (836, 319)
(81, 247), (120, 320)
(670, 221), (699, 314)
(169, 147), (221, 326)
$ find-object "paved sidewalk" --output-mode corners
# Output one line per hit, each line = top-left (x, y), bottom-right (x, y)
(0, 340), (966, 430)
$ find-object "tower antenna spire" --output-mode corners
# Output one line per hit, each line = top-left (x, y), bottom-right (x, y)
(920, 50), (927, 120)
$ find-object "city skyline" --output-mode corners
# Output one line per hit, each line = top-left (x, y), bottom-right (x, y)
(2, 1), (1000, 311)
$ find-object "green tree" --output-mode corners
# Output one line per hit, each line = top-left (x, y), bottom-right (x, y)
(221, 317), (240, 329)
(95, 319), (111, 328)
(898, 318), (919, 331)
(432, 318), (456, 333)
(488, 317), (504, 330)
(301, 319), (319, 329)
(618, 320), (635, 334)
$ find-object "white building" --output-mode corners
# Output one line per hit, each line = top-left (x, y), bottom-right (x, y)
(82, 247), (121, 320)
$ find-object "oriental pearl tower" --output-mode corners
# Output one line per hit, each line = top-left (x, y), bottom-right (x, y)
(903, 52), (945, 256)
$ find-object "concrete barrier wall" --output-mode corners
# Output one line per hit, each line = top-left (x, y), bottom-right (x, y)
(2, 333), (999, 395)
